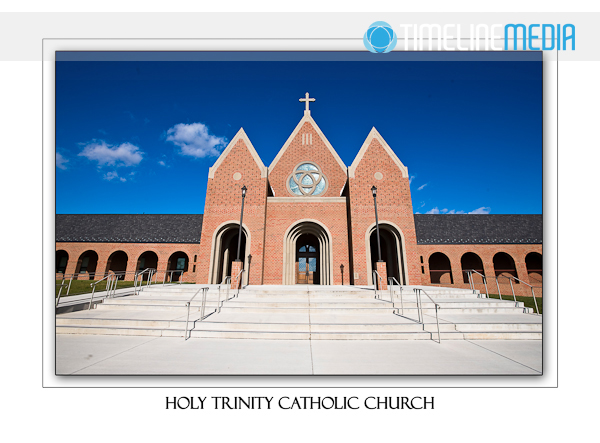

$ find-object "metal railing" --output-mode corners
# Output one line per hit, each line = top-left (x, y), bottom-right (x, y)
(418, 288), (441, 343)
(55, 281), (68, 308)
(133, 268), (154, 295)
(184, 287), (209, 340)
(89, 273), (118, 310)
(465, 269), (489, 298)
(388, 277), (402, 312)
(217, 276), (231, 313)
(372, 270), (383, 299)
(233, 269), (245, 298)
(496, 274), (540, 315)
(465, 269), (541, 315)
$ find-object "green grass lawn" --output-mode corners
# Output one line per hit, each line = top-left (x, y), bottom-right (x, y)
(488, 293), (542, 314)
(55, 279), (192, 297)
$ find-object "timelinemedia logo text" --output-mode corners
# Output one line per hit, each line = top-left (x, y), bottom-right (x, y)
(364, 22), (576, 51)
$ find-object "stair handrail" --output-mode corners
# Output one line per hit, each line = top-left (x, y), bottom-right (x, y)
(372, 270), (383, 299)
(417, 288), (441, 344)
(388, 277), (402, 310)
(217, 276), (231, 313)
(234, 269), (245, 298)
(134, 268), (155, 295)
(55, 281), (68, 308)
(184, 287), (210, 340)
(88, 273), (116, 310)
(465, 269), (489, 298)
(496, 274), (540, 315)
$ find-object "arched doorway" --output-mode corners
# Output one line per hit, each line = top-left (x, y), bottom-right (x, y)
(210, 223), (248, 284)
(283, 220), (332, 285)
(429, 252), (453, 284)
(167, 251), (189, 282)
(296, 234), (320, 284)
(367, 224), (407, 285)
(461, 252), (484, 284)
(56, 250), (69, 274)
(525, 252), (542, 284)
(493, 252), (518, 282)
(75, 250), (98, 279)
(105, 250), (128, 279)
(137, 251), (158, 281)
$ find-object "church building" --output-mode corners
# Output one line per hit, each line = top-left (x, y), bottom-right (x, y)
(55, 94), (542, 296)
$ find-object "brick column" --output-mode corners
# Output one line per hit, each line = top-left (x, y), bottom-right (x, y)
(231, 260), (243, 290)
(376, 261), (388, 290)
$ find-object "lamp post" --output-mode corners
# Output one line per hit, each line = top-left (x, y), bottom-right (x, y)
(371, 185), (382, 263)
(235, 185), (247, 263)
(340, 264), (344, 286)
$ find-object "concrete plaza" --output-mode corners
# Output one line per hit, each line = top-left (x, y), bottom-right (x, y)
(56, 334), (542, 375)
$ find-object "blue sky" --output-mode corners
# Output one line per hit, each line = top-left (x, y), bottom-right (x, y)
(55, 52), (542, 215)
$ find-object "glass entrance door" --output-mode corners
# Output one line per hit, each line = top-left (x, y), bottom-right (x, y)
(296, 241), (318, 284)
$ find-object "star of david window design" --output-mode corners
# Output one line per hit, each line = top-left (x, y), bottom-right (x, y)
(287, 162), (327, 196)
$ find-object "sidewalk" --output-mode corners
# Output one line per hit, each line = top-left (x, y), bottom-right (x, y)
(56, 334), (542, 375)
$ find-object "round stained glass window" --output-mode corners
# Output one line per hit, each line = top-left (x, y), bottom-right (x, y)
(288, 163), (327, 196)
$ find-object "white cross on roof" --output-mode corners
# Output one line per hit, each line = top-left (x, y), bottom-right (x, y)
(299, 92), (315, 115)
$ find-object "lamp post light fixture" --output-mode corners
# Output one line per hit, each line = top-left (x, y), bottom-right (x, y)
(235, 185), (247, 262)
(371, 185), (383, 263)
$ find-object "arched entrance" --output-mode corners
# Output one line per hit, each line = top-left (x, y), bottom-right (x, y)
(167, 251), (189, 282)
(137, 251), (158, 281)
(366, 222), (408, 285)
(105, 250), (128, 279)
(296, 234), (320, 284)
(75, 250), (98, 279)
(56, 250), (69, 274)
(461, 252), (484, 284)
(525, 252), (542, 284)
(209, 223), (248, 284)
(493, 252), (518, 282)
(283, 220), (332, 285)
(429, 252), (453, 284)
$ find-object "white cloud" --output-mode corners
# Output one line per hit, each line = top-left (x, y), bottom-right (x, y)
(103, 171), (128, 182)
(447, 209), (466, 214)
(417, 183), (428, 191)
(78, 140), (143, 167)
(409, 175), (415, 185)
(469, 206), (491, 214)
(56, 152), (68, 170)
(425, 207), (440, 214)
(166, 122), (227, 158)
(103, 171), (119, 181)
(441, 208), (448, 213)
(158, 160), (166, 167)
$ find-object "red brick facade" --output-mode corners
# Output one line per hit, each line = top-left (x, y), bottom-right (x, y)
(56, 110), (542, 295)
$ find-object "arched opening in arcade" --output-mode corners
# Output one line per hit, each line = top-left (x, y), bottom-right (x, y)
(167, 251), (189, 282)
(210, 223), (248, 284)
(429, 252), (453, 285)
(283, 220), (332, 285)
(493, 252), (519, 283)
(525, 252), (542, 284)
(461, 252), (485, 284)
(367, 223), (407, 285)
(56, 250), (69, 274)
(105, 250), (128, 280)
(74, 250), (98, 279)
(136, 251), (158, 281)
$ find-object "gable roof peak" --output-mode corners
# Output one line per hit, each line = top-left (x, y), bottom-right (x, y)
(208, 127), (267, 179)
(268, 113), (346, 172)
(348, 127), (408, 178)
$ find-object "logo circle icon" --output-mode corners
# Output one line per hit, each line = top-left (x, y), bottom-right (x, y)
(288, 163), (327, 196)
(364, 21), (397, 53)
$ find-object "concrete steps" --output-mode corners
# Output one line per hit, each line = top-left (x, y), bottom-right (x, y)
(56, 284), (541, 341)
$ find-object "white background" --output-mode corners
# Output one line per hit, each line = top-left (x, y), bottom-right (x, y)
(1, 2), (596, 441)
